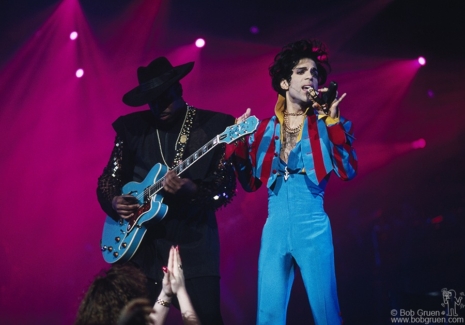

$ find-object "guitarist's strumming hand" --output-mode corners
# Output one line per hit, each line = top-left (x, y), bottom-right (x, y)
(163, 169), (198, 196)
(112, 195), (140, 219)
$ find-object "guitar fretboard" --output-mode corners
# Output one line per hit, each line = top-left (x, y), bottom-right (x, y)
(147, 136), (219, 198)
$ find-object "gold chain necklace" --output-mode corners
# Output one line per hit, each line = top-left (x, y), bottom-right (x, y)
(285, 111), (304, 116)
(156, 105), (190, 168)
(283, 111), (304, 134)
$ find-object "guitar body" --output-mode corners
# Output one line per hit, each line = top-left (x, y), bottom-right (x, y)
(101, 163), (169, 264)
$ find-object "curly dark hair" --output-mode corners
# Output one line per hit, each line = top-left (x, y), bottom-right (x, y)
(269, 39), (331, 97)
(75, 264), (149, 325)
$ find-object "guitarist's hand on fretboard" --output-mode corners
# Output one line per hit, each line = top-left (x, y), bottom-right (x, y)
(162, 169), (198, 196)
(112, 194), (140, 219)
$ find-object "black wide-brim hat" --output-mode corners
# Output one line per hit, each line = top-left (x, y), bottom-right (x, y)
(122, 57), (194, 107)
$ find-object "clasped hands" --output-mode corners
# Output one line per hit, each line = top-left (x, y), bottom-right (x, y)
(161, 246), (185, 299)
(118, 246), (187, 325)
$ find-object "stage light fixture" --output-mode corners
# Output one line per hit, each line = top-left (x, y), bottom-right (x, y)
(76, 69), (84, 78)
(418, 56), (426, 66)
(195, 38), (205, 48)
(70, 31), (78, 40)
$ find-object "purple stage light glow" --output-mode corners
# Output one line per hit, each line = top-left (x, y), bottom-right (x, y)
(70, 31), (78, 40)
(76, 69), (84, 78)
(250, 26), (259, 34)
(195, 38), (205, 48)
(411, 138), (426, 149)
(418, 56), (426, 66)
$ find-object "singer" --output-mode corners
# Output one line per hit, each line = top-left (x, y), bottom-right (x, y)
(230, 39), (358, 325)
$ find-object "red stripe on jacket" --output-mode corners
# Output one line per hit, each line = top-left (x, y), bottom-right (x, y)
(307, 115), (327, 183)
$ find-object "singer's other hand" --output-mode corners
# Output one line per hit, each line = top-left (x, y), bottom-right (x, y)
(236, 108), (251, 124)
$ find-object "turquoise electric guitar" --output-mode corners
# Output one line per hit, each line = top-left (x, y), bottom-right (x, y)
(101, 115), (259, 263)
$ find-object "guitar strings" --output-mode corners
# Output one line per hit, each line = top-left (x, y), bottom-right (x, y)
(131, 118), (253, 204)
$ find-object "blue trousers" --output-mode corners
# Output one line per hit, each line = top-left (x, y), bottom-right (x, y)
(257, 173), (342, 325)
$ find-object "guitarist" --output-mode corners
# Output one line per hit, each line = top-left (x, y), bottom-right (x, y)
(97, 57), (236, 325)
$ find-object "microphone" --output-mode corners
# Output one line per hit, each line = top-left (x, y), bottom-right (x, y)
(306, 81), (338, 114)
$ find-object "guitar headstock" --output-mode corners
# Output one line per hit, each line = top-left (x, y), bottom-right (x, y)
(218, 116), (259, 144)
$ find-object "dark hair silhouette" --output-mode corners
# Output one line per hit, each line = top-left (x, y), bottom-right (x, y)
(269, 39), (331, 96)
(75, 264), (149, 325)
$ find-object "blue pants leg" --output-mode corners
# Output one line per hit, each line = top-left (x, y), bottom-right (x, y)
(256, 174), (342, 325)
(257, 215), (295, 324)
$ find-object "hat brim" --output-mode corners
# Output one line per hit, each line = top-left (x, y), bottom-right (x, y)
(122, 62), (194, 107)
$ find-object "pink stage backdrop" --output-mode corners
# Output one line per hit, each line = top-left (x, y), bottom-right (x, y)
(1, 0), (464, 324)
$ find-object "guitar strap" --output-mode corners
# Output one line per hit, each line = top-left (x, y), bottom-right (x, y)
(172, 106), (196, 167)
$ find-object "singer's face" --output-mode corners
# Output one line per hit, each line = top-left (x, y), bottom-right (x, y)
(283, 58), (319, 107)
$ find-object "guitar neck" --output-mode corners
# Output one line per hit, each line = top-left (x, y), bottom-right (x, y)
(148, 135), (220, 196)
